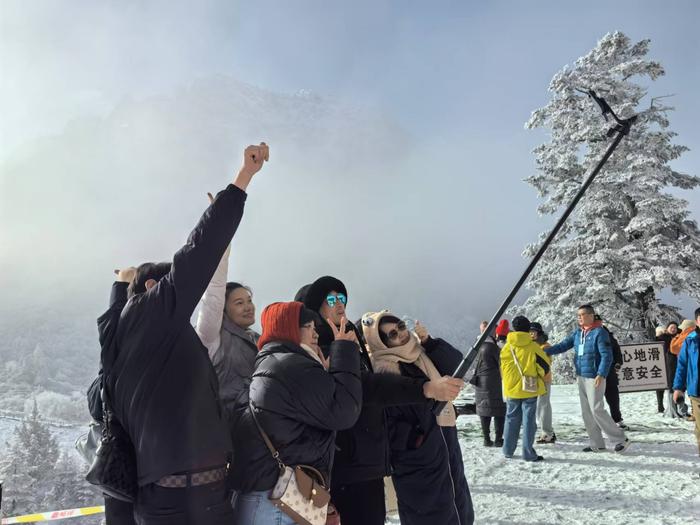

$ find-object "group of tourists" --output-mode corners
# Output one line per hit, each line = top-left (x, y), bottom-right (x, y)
(472, 305), (700, 464)
(655, 319), (697, 420)
(92, 144), (473, 525)
(88, 144), (700, 525)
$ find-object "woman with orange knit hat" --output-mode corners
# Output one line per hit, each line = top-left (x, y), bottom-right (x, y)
(230, 301), (362, 525)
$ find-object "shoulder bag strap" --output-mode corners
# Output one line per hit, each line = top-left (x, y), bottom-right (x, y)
(509, 346), (525, 378)
(100, 386), (113, 434)
(249, 401), (286, 471)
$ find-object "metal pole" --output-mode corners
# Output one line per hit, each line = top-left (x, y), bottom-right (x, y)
(433, 93), (637, 415)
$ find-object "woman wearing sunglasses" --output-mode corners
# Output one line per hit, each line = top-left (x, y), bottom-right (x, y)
(362, 310), (473, 525)
(298, 276), (464, 525)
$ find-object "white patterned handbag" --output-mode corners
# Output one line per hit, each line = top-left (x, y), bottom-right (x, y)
(510, 346), (539, 393)
(250, 402), (331, 525)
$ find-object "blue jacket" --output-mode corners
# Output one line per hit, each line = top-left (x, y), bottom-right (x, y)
(673, 329), (699, 397)
(547, 325), (612, 378)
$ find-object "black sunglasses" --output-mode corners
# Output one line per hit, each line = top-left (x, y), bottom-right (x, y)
(385, 320), (407, 341)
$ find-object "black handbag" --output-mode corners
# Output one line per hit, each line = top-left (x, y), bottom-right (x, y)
(85, 387), (138, 502)
(75, 420), (102, 466)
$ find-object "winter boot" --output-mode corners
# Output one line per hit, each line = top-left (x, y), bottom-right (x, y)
(483, 437), (494, 447)
(614, 439), (631, 453)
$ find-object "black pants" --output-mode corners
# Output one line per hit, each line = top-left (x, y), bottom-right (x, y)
(442, 426), (475, 525)
(605, 371), (622, 423)
(656, 389), (666, 412)
(480, 416), (505, 440)
(105, 497), (136, 525)
(331, 477), (386, 525)
(134, 479), (233, 525)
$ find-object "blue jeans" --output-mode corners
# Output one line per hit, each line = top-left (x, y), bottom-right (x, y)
(231, 490), (296, 525)
(503, 397), (539, 461)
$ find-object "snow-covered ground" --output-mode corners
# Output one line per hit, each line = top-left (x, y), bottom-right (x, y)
(389, 384), (700, 525)
(2, 386), (699, 524)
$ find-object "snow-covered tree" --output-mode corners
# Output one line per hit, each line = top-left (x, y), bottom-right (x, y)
(516, 32), (700, 372)
(0, 402), (97, 521)
(0, 401), (59, 516)
(47, 452), (99, 514)
(0, 460), (35, 518)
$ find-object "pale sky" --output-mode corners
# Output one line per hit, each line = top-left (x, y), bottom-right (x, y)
(1, 0), (698, 335)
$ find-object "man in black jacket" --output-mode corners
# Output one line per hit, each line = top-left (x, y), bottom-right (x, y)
(90, 267), (137, 525)
(104, 144), (268, 525)
(599, 316), (627, 430)
(298, 276), (463, 525)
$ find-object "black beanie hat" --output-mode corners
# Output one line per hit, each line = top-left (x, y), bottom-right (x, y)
(303, 276), (348, 313)
(299, 307), (317, 327)
(512, 315), (531, 333)
(294, 284), (311, 303)
(529, 322), (544, 335)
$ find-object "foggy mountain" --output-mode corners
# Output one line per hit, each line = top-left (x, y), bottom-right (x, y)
(1, 76), (510, 410)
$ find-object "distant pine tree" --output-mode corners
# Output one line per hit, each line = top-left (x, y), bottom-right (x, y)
(1, 401), (58, 516)
(47, 452), (100, 524)
(0, 400), (98, 519)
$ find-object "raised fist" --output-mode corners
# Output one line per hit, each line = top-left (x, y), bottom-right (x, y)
(234, 143), (269, 191)
(114, 267), (137, 284)
(241, 143), (269, 176)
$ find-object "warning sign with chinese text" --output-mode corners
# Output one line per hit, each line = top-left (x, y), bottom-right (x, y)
(617, 342), (668, 393)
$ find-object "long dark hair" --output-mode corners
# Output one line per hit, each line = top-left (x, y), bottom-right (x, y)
(378, 315), (401, 346)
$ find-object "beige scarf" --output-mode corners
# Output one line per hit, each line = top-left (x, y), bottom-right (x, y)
(300, 343), (328, 370)
(366, 317), (456, 427)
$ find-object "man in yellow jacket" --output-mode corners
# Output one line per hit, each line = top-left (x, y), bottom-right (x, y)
(500, 316), (551, 462)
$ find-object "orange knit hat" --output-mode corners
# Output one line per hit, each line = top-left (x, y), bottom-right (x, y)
(257, 301), (305, 350)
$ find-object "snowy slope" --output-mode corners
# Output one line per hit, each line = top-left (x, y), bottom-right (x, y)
(2, 386), (698, 524)
(389, 385), (699, 525)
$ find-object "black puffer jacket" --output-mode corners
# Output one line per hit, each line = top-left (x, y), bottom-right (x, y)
(322, 318), (429, 487)
(107, 184), (246, 486)
(384, 338), (466, 525)
(386, 337), (464, 451)
(230, 340), (362, 492)
(657, 333), (678, 387)
(88, 281), (130, 423)
(605, 328), (624, 380)
(473, 336), (506, 418)
(298, 277), (430, 486)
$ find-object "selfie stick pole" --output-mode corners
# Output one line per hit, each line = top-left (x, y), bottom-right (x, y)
(433, 90), (637, 415)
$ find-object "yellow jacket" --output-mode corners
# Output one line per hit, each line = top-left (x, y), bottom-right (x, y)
(500, 332), (549, 399)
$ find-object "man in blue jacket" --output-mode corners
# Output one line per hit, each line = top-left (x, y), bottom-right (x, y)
(673, 307), (700, 456)
(547, 304), (630, 453)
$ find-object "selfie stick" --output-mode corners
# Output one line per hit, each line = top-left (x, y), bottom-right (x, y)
(433, 90), (637, 415)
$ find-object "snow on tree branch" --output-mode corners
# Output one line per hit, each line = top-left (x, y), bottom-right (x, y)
(511, 32), (700, 382)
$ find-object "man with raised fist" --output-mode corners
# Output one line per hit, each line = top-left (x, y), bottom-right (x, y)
(105, 144), (269, 525)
